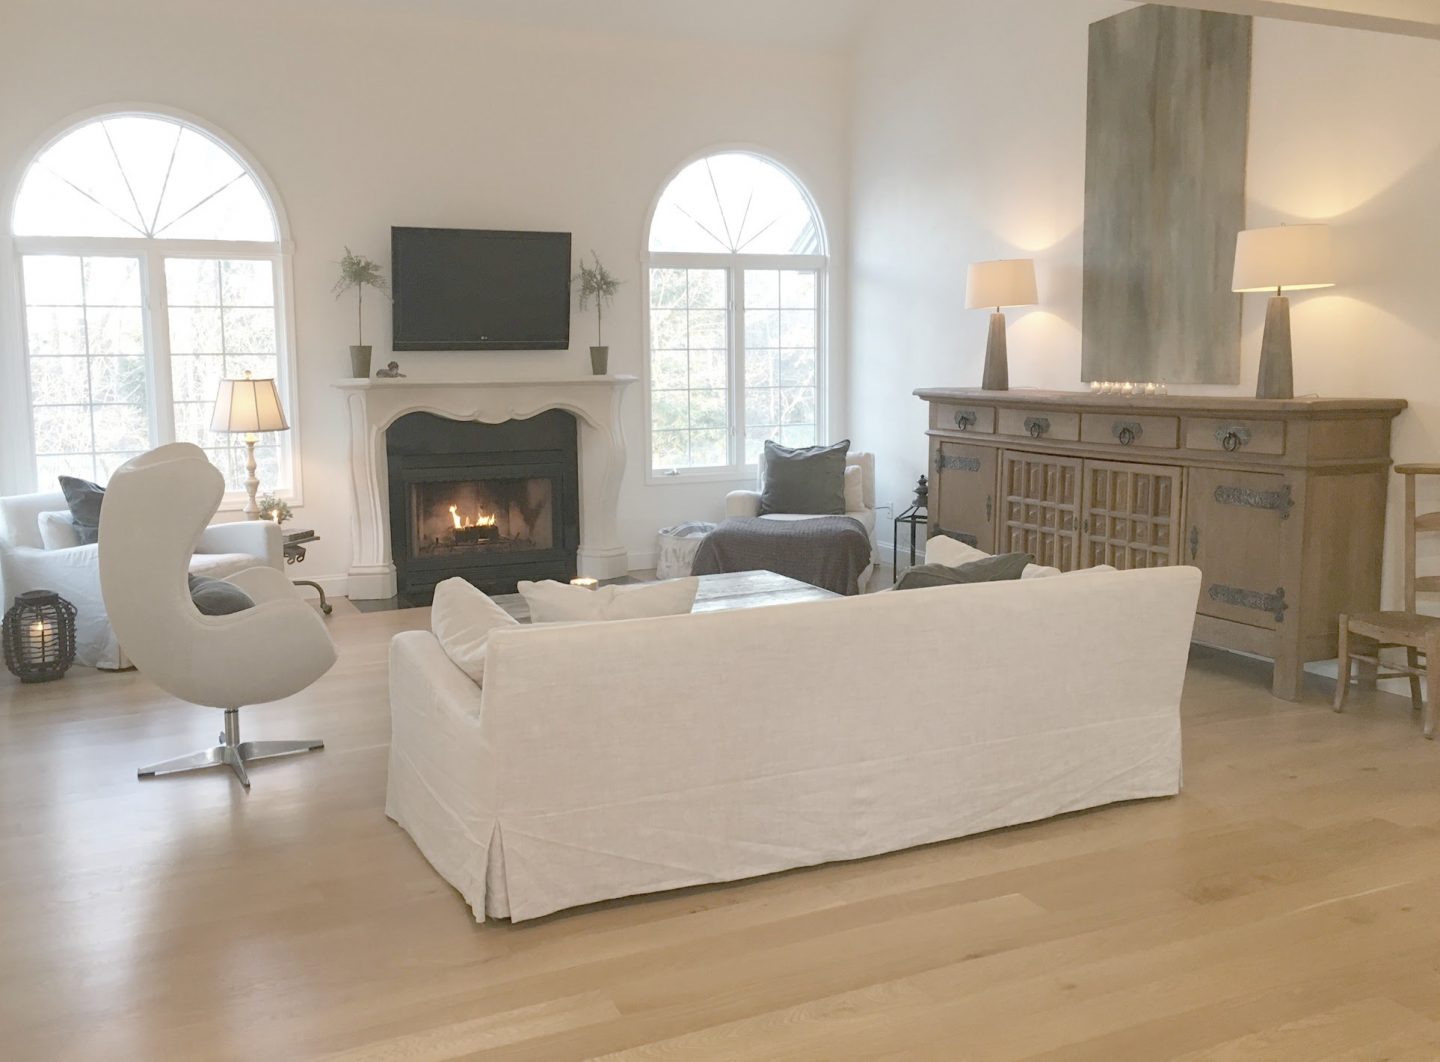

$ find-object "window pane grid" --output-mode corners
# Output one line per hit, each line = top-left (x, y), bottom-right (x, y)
(23, 254), (150, 488)
(165, 257), (281, 491)
(742, 269), (818, 465)
(649, 267), (729, 471)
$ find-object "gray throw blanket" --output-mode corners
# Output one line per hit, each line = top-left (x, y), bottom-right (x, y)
(691, 516), (872, 596)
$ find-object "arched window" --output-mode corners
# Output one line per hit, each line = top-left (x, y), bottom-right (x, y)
(10, 111), (293, 495)
(645, 152), (826, 476)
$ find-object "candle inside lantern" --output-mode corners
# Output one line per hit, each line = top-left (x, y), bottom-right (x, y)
(570, 577), (599, 591)
(28, 618), (56, 664)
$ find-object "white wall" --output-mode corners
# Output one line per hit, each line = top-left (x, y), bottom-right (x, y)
(0, 0), (851, 585)
(849, 0), (1440, 606)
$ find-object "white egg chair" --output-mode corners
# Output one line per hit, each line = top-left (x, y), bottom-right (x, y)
(98, 444), (337, 789)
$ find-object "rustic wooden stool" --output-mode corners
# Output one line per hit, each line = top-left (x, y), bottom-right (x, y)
(1334, 464), (1440, 738)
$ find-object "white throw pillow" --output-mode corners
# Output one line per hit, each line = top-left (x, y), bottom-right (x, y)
(517, 577), (699, 623)
(37, 510), (81, 551)
(843, 464), (865, 512)
(430, 577), (518, 685)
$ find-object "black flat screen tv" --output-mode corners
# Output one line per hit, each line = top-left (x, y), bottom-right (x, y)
(391, 227), (571, 350)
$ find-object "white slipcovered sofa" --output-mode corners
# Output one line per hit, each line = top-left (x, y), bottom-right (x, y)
(725, 450), (880, 567)
(0, 490), (282, 670)
(386, 564), (1202, 922)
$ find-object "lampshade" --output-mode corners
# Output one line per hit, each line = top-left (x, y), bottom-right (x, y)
(965, 259), (1038, 310)
(211, 372), (289, 434)
(1232, 224), (1334, 293)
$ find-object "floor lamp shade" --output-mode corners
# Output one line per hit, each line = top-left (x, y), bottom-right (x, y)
(966, 259), (1038, 391)
(211, 371), (289, 517)
(1231, 225), (1334, 400)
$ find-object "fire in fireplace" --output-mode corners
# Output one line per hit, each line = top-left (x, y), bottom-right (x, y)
(410, 478), (554, 556)
(387, 410), (579, 599)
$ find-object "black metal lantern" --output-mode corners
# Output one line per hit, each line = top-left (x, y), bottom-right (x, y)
(3, 590), (78, 683)
(892, 476), (930, 581)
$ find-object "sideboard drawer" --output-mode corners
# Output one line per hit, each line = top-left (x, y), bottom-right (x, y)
(1184, 417), (1286, 456)
(997, 407), (1080, 442)
(1079, 412), (1179, 451)
(932, 403), (995, 434)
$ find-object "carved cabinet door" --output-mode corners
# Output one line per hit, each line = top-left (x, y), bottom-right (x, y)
(1080, 459), (1183, 570)
(932, 441), (998, 553)
(999, 451), (1083, 570)
(1185, 466), (1292, 629)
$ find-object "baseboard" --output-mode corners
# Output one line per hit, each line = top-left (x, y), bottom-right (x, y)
(876, 540), (924, 568)
(627, 550), (657, 572)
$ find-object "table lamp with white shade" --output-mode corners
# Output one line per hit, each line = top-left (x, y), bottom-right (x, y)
(211, 371), (289, 518)
(965, 258), (1038, 391)
(1232, 223), (1334, 400)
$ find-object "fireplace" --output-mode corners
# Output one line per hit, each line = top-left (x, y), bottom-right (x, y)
(387, 411), (579, 599)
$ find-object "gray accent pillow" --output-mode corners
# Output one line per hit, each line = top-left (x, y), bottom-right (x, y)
(895, 552), (1033, 590)
(188, 574), (255, 616)
(58, 475), (105, 545)
(759, 439), (851, 516)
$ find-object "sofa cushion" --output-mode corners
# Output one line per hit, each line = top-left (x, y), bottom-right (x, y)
(37, 510), (81, 551)
(187, 552), (261, 580)
(187, 573), (255, 616)
(895, 552), (1032, 590)
(517, 577), (698, 623)
(759, 439), (850, 516)
(431, 577), (518, 685)
(924, 534), (1060, 579)
(58, 475), (105, 545)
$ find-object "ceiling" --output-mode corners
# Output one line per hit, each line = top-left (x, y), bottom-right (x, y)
(289, 0), (881, 52)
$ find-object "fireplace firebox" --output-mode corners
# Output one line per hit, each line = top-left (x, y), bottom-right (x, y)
(387, 411), (579, 599)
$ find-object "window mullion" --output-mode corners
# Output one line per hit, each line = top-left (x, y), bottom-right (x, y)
(730, 262), (745, 472)
(144, 250), (175, 446)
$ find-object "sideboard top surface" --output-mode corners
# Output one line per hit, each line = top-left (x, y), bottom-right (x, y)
(914, 388), (1407, 418)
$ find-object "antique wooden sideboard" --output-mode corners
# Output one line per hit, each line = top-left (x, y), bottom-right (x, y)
(915, 388), (1407, 700)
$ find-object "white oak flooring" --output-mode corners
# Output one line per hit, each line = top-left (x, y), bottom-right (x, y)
(3, 597), (1440, 1060)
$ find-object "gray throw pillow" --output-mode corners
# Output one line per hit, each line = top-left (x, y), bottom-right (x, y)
(188, 574), (256, 616)
(895, 552), (1033, 590)
(759, 438), (851, 516)
(58, 475), (105, 545)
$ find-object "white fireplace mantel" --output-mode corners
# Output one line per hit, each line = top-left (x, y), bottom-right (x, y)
(333, 375), (637, 599)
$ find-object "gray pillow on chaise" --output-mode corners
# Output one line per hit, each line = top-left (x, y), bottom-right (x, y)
(58, 475), (105, 545)
(759, 438), (851, 515)
(188, 574), (256, 616)
(894, 552), (1033, 590)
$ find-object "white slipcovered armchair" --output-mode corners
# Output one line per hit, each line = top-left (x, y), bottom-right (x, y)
(725, 450), (880, 569)
(0, 485), (282, 670)
(99, 444), (336, 789)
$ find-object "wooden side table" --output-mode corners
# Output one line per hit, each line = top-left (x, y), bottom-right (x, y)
(282, 528), (332, 615)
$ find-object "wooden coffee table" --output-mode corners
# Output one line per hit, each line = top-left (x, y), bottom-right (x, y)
(689, 570), (840, 613)
(495, 570), (837, 623)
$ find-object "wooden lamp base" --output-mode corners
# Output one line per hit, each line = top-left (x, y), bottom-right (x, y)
(1255, 295), (1294, 400)
(982, 312), (1009, 391)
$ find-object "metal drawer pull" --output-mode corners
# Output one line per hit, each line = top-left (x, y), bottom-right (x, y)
(1025, 416), (1050, 439)
(954, 410), (977, 431)
(1113, 420), (1142, 447)
(1215, 425), (1251, 452)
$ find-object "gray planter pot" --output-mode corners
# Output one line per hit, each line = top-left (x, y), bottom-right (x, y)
(590, 346), (609, 375)
(350, 345), (373, 378)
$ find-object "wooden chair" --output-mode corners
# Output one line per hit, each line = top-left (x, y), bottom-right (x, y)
(1334, 464), (1440, 738)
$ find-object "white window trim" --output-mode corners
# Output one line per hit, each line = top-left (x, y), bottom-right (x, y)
(1, 104), (303, 509)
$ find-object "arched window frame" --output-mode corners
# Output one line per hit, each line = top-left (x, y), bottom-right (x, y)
(642, 148), (829, 483)
(0, 103), (302, 505)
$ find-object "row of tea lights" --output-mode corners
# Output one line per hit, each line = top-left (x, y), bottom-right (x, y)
(1090, 380), (1169, 396)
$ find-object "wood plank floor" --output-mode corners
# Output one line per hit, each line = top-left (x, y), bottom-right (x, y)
(3, 598), (1440, 1060)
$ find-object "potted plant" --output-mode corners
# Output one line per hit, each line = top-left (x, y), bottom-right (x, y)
(333, 247), (389, 378)
(574, 252), (621, 375)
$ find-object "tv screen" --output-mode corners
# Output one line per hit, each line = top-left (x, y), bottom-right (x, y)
(391, 227), (571, 350)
